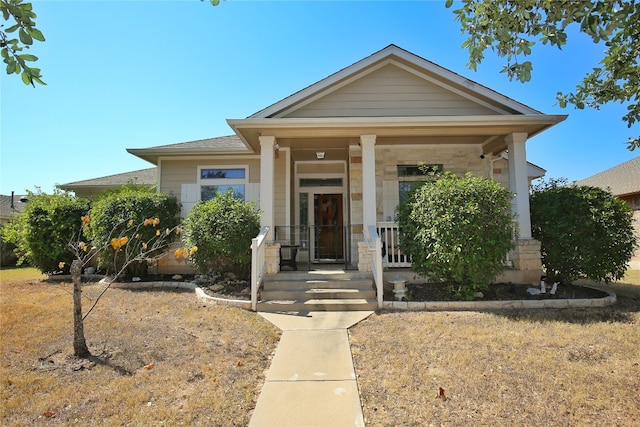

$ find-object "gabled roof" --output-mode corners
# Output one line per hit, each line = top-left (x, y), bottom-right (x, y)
(250, 44), (540, 119)
(127, 135), (248, 164)
(228, 44), (566, 155)
(575, 156), (640, 197)
(59, 167), (157, 190)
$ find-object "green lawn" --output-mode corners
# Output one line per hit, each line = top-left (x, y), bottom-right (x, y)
(0, 267), (46, 283)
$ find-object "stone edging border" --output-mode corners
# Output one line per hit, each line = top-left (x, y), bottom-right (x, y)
(381, 287), (617, 311)
(106, 281), (616, 312)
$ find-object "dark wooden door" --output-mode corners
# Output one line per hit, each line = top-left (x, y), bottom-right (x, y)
(315, 194), (343, 260)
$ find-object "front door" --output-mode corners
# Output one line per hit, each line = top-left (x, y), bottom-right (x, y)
(315, 194), (343, 260)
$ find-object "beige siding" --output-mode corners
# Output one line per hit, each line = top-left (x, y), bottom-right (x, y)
(159, 158), (261, 198)
(287, 64), (498, 118)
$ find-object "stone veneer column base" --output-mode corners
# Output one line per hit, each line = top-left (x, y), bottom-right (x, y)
(510, 238), (543, 284)
(357, 241), (372, 272)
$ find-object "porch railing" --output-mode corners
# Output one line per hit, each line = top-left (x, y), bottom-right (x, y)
(250, 226), (270, 311)
(364, 225), (384, 309)
(376, 221), (411, 268)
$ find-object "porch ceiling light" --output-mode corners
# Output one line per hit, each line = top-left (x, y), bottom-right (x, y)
(316, 151), (325, 159)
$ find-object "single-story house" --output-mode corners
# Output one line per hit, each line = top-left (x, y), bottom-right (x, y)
(63, 45), (567, 307)
(575, 156), (640, 269)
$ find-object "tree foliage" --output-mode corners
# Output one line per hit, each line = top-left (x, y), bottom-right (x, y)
(0, 0), (45, 86)
(530, 179), (637, 284)
(86, 187), (179, 276)
(447, 0), (640, 150)
(1, 190), (90, 273)
(182, 191), (260, 280)
(397, 172), (515, 300)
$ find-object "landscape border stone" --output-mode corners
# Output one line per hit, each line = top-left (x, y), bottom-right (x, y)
(78, 279), (617, 312)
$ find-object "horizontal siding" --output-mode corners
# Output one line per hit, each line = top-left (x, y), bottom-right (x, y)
(160, 158), (261, 199)
(287, 64), (498, 118)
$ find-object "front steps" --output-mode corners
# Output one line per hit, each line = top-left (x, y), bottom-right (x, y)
(258, 270), (377, 312)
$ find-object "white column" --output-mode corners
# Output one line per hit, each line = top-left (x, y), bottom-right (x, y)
(259, 135), (276, 240)
(360, 134), (377, 227)
(506, 132), (532, 239)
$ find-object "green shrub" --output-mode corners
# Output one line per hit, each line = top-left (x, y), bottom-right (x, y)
(397, 172), (515, 300)
(182, 191), (261, 279)
(0, 190), (90, 274)
(86, 187), (179, 275)
(0, 224), (19, 267)
(530, 180), (637, 283)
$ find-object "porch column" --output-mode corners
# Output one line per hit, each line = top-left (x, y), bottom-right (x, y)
(259, 135), (276, 240)
(360, 134), (377, 227)
(506, 132), (531, 239)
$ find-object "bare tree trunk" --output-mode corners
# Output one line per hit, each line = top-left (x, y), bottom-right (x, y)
(71, 260), (90, 358)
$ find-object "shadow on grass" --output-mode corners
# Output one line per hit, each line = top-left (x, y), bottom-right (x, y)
(494, 295), (640, 325)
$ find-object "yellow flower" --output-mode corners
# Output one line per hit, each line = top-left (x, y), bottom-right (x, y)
(81, 215), (90, 225)
(79, 241), (88, 252)
(110, 236), (129, 250)
(165, 228), (171, 235)
(128, 219), (134, 227)
(58, 261), (65, 269)
(144, 218), (153, 226)
(174, 248), (185, 258)
(156, 229), (161, 236)
(175, 226), (182, 235)
(189, 246), (198, 255)
(142, 242), (148, 249)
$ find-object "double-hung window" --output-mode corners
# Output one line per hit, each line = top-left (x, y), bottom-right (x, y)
(199, 166), (247, 201)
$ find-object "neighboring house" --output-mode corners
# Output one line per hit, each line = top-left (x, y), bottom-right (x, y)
(121, 44), (566, 285)
(0, 193), (29, 225)
(575, 156), (640, 269)
(60, 167), (157, 199)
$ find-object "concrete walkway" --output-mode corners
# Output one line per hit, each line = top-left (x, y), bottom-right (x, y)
(249, 311), (373, 427)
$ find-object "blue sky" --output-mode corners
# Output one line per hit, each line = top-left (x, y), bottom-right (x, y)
(1, 0), (638, 195)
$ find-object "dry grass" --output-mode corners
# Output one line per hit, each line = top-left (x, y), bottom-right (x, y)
(350, 298), (640, 426)
(0, 278), (280, 426)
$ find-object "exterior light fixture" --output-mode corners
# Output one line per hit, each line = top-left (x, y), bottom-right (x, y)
(316, 152), (325, 159)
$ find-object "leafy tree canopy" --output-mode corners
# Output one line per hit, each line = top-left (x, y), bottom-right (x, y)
(447, 0), (640, 150)
(1, 0), (45, 86)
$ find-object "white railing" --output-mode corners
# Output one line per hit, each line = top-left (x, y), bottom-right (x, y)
(364, 225), (384, 309)
(376, 221), (412, 268)
(250, 226), (270, 311)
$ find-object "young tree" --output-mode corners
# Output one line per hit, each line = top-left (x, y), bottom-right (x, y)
(66, 215), (185, 358)
(397, 172), (515, 300)
(446, 0), (640, 150)
(530, 179), (637, 284)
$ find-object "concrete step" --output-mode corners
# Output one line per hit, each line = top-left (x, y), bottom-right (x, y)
(261, 288), (376, 301)
(262, 279), (374, 292)
(257, 298), (378, 312)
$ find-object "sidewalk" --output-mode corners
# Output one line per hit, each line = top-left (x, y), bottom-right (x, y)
(249, 311), (373, 427)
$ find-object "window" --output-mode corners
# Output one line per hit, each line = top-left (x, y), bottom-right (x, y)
(398, 164), (442, 204)
(199, 167), (247, 201)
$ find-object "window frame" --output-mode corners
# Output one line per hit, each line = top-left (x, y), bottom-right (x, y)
(197, 165), (248, 201)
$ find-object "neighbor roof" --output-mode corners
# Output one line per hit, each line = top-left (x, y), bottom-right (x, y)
(0, 194), (29, 222)
(60, 167), (157, 190)
(575, 156), (640, 197)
